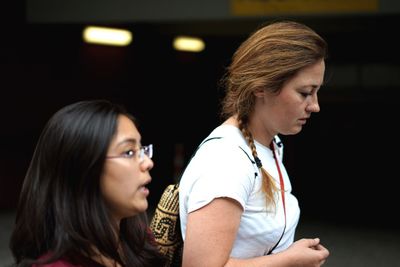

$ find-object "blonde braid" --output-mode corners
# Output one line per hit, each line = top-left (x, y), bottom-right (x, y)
(238, 120), (278, 210)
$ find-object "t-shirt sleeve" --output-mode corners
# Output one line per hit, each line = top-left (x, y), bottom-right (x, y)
(186, 141), (256, 213)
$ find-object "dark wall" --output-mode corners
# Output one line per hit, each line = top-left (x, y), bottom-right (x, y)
(0, 22), (232, 211)
(1, 14), (399, 229)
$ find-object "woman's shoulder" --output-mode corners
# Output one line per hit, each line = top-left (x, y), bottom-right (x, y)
(193, 126), (255, 171)
(32, 260), (77, 267)
(32, 259), (79, 267)
(33, 253), (104, 267)
(201, 124), (247, 149)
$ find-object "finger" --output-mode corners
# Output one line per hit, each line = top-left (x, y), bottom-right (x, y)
(307, 237), (320, 248)
(314, 244), (324, 250)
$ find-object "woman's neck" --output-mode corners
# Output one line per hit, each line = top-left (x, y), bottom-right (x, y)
(224, 116), (274, 146)
(222, 116), (238, 127)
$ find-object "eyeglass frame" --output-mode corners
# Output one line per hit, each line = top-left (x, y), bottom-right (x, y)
(106, 144), (153, 163)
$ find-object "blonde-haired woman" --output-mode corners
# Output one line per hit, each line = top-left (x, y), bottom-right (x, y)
(179, 20), (330, 267)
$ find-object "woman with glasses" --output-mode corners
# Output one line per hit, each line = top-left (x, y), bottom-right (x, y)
(179, 21), (330, 266)
(9, 100), (165, 267)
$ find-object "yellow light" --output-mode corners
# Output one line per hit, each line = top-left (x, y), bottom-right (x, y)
(173, 36), (205, 52)
(83, 26), (132, 47)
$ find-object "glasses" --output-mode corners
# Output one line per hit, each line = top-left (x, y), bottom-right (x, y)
(107, 144), (153, 163)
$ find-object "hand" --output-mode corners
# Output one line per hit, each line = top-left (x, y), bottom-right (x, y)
(282, 238), (329, 267)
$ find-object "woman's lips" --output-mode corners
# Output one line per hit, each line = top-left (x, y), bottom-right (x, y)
(141, 186), (150, 196)
(299, 118), (307, 125)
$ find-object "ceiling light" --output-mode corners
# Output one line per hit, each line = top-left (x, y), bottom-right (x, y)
(83, 26), (132, 47)
(173, 36), (205, 52)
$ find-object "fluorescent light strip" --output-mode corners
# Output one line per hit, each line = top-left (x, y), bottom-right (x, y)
(83, 26), (132, 47)
(173, 36), (205, 52)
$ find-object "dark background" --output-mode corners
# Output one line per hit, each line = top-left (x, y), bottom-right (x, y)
(1, 1), (399, 232)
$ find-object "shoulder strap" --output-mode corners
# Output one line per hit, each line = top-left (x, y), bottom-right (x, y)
(191, 136), (223, 161)
(175, 137), (223, 185)
(179, 136), (260, 184)
(237, 146), (258, 179)
(198, 137), (223, 150)
(202, 137), (259, 179)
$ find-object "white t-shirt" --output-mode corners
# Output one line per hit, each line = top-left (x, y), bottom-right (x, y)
(179, 125), (300, 258)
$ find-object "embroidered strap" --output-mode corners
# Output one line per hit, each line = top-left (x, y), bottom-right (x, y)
(150, 137), (224, 267)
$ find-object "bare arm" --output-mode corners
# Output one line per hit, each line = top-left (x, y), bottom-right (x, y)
(182, 197), (242, 267)
(182, 197), (329, 267)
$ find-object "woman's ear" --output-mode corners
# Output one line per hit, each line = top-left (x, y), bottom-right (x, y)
(254, 88), (265, 98)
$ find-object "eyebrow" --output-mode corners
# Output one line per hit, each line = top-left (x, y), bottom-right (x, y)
(114, 138), (139, 148)
(311, 85), (320, 90)
(299, 84), (320, 91)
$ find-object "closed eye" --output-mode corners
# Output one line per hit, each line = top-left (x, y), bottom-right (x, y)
(300, 92), (312, 97)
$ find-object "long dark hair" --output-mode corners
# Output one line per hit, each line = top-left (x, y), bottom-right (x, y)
(10, 99), (165, 266)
